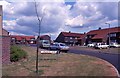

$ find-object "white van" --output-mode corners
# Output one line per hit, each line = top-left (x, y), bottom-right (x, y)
(39, 40), (50, 48)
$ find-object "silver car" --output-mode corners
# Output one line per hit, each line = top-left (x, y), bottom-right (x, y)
(109, 42), (120, 48)
(50, 43), (69, 52)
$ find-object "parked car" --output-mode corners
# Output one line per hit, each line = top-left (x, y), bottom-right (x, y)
(109, 42), (120, 48)
(87, 43), (95, 47)
(50, 43), (69, 52)
(39, 40), (50, 49)
(94, 43), (109, 49)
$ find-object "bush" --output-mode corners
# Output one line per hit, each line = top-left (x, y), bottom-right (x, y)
(10, 45), (27, 62)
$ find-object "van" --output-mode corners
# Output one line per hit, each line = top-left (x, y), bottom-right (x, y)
(39, 40), (50, 49)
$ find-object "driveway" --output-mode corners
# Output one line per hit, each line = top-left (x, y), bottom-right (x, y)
(69, 47), (120, 74)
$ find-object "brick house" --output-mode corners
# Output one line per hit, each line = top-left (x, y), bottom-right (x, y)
(86, 27), (120, 45)
(39, 35), (51, 41)
(11, 35), (36, 44)
(10, 35), (51, 44)
(55, 32), (85, 46)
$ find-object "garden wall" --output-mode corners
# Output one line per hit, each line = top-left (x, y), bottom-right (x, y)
(1, 36), (10, 64)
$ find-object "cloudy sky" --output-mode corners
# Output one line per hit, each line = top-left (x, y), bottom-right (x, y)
(0, 0), (119, 40)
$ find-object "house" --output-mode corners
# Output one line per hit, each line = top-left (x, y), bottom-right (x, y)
(55, 31), (85, 46)
(86, 27), (120, 45)
(11, 35), (36, 44)
(39, 35), (51, 41)
(10, 35), (51, 44)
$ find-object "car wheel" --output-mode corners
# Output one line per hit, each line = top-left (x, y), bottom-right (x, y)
(65, 50), (68, 53)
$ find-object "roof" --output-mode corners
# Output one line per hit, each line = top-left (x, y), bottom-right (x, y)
(40, 35), (50, 38)
(11, 35), (35, 40)
(10, 35), (50, 40)
(61, 32), (85, 38)
(87, 27), (120, 39)
(2, 28), (9, 36)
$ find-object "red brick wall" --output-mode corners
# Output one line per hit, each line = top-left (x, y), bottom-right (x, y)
(2, 36), (10, 64)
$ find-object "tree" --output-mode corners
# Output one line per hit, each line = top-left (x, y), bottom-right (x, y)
(34, 0), (44, 74)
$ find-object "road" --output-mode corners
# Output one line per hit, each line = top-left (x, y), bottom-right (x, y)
(69, 48), (120, 74)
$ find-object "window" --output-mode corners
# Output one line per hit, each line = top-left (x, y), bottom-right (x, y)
(89, 35), (92, 38)
(65, 40), (68, 42)
(87, 35), (91, 38)
(65, 37), (68, 39)
(60, 44), (65, 46)
(22, 38), (26, 42)
(12, 38), (15, 40)
(111, 40), (116, 43)
(31, 38), (35, 40)
(70, 37), (72, 39)
(110, 33), (116, 37)
(75, 37), (77, 39)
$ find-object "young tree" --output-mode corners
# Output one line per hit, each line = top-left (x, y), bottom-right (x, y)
(34, 0), (44, 74)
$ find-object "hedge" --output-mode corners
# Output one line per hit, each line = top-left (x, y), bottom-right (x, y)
(10, 45), (27, 62)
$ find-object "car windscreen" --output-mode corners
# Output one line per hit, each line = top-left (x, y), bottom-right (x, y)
(60, 44), (66, 46)
(43, 41), (49, 44)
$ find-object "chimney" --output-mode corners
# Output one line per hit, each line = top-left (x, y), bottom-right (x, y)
(98, 27), (101, 30)
(69, 31), (71, 33)
(84, 32), (86, 34)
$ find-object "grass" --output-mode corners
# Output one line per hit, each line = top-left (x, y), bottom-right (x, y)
(2, 45), (118, 76)
(10, 45), (27, 62)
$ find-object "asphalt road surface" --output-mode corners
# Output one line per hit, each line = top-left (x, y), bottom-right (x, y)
(69, 48), (120, 75)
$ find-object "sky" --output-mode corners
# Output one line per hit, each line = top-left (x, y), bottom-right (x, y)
(0, 0), (119, 40)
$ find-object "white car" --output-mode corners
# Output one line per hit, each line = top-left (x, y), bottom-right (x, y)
(110, 43), (120, 48)
(87, 43), (95, 47)
(94, 43), (109, 49)
(50, 43), (69, 52)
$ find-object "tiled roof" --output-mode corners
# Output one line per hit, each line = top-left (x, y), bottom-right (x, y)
(87, 27), (120, 39)
(2, 29), (9, 36)
(61, 32), (85, 38)
(40, 35), (50, 38)
(10, 35), (49, 40)
(25, 36), (35, 40)
(10, 35), (35, 40)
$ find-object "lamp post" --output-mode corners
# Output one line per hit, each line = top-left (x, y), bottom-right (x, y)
(105, 23), (110, 45)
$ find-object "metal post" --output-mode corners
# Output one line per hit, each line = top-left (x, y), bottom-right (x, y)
(105, 23), (111, 52)
(105, 23), (110, 45)
(108, 24), (110, 45)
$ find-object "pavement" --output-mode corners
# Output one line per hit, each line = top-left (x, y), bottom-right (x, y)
(68, 46), (120, 75)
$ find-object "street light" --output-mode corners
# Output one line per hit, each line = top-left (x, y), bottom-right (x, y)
(105, 23), (110, 45)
